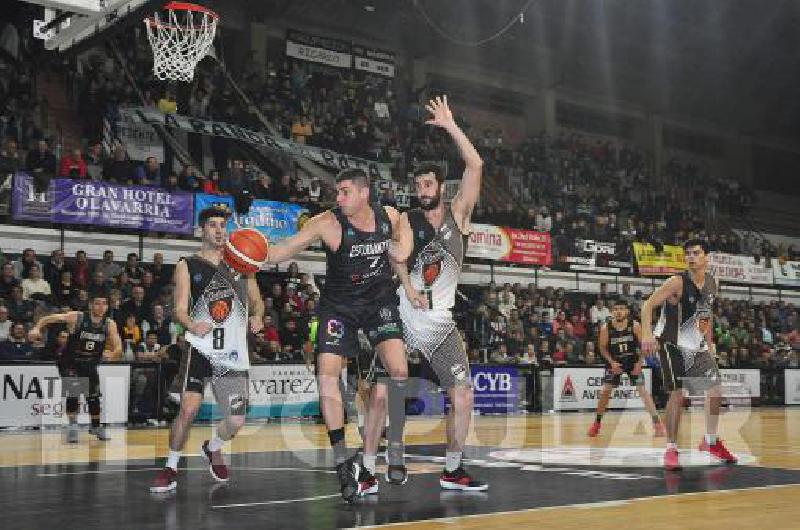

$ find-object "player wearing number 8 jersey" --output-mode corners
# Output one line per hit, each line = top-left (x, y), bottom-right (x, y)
(151, 205), (265, 493)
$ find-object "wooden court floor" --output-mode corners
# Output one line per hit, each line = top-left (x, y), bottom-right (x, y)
(1, 407), (799, 529)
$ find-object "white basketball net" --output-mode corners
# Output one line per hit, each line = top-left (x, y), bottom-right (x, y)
(144, 3), (218, 82)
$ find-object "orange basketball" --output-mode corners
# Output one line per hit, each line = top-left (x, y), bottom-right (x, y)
(224, 228), (269, 274)
(210, 299), (230, 322)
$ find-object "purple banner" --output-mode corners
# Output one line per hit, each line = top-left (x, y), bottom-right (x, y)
(51, 179), (194, 234)
(11, 172), (52, 222)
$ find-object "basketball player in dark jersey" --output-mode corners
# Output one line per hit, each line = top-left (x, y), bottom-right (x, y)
(266, 168), (410, 503)
(151, 205), (265, 493)
(29, 293), (122, 443)
(365, 95), (488, 491)
(587, 300), (665, 437)
(641, 239), (738, 470)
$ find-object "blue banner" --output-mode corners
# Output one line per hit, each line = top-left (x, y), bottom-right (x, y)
(51, 179), (194, 234)
(463, 364), (522, 414)
(194, 193), (309, 243)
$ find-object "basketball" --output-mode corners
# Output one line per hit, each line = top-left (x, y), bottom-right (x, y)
(224, 228), (269, 274)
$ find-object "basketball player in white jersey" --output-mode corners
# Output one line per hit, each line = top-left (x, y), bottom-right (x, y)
(641, 239), (737, 470)
(366, 95), (487, 490)
(151, 205), (265, 493)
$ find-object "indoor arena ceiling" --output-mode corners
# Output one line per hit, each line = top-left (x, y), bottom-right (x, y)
(242, 0), (800, 142)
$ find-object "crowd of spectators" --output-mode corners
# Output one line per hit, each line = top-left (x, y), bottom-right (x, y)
(452, 280), (799, 402)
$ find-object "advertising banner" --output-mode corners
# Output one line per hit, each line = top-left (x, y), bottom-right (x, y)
(11, 172), (52, 222)
(286, 29), (352, 68)
(51, 179), (194, 234)
(553, 367), (652, 411)
(773, 259), (800, 287)
(718, 369), (761, 398)
(633, 243), (687, 275)
(121, 107), (391, 180)
(352, 43), (396, 77)
(198, 364), (319, 419)
(467, 224), (552, 266)
(564, 239), (632, 273)
(194, 194), (309, 243)
(0, 363), (129, 427)
(785, 369), (800, 405)
(462, 364), (523, 414)
(708, 253), (771, 284)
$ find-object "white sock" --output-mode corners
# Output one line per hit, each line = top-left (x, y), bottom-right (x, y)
(363, 453), (377, 475)
(166, 450), (182, 470)
(445, 451), (462, 472)
(208, 434), (225, 453)
(705, 434), (718, 445)
(666, 442), (678, 451)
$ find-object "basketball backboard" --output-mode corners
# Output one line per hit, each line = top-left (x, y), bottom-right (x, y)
(24, 0), (159, 52)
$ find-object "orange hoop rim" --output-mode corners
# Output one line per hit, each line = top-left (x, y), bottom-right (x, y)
(144, 2), (219, 29)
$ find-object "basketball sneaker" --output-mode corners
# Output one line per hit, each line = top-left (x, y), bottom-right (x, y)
(336, 455), (360, 503)
(356, 464), (379, 496)
(587, 421), (601, 437)
(201, 440), (230, 482)
(150, 467), (178, 493)
(698, 438), (738, 464)
(89, 425), (110, 441)
(653, 422), (667, 437)
(440, 466), (488, 491)
(664, 447), (681, 471)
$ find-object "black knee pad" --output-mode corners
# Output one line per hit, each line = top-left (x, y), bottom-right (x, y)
(66, 397), (79, 414)
(87, 394), (101, 416)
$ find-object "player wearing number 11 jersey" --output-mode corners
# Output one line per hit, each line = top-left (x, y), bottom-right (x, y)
(151, 205), (265, 493)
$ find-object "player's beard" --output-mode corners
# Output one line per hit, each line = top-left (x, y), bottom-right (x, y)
(419, 186), (442, 211)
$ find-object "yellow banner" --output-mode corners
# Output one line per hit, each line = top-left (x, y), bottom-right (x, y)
(633, 243), (687, 275)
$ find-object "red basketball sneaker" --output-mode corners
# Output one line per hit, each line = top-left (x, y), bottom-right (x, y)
(698, 438), (738, 464)
(150, 467), (178, 493)
(440, 467), (488, 491)
(587, 421), (601, 437)
(664, 447), (681, 471)
(202, 440), (230, 482)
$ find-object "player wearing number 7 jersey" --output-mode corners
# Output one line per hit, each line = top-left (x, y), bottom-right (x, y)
(151, 205), (265, 493)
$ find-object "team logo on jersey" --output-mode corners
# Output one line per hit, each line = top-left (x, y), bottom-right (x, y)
(193, 273), (203, 284)
(209, 297), (232, 324)
(327, 319), (344, 339)
(347, 228), (355, 237)
(380, 307), (393, 322)
(422, 261), (441, 287)
(451, 363), (467, 381)
(440, 225), (452, 240)
(381, 222), (390, 235)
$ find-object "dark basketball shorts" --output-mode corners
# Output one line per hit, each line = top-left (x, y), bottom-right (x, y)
(316, 297), (404, 358)
(183, 346), (248, 416)
(59, 356), (101, 399)
(602, 354), (644, 387)
(659, 341), (721, 394)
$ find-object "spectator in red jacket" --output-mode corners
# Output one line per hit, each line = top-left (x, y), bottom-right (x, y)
(59, 148), (88, 178)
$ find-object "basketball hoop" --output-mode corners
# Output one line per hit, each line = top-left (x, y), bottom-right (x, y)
(144, 2), (218, 82)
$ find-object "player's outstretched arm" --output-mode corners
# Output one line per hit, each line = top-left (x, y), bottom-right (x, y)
(28, 311), (80, 343)
(425, 95), (483, 229)
(266, 211), (329, 265)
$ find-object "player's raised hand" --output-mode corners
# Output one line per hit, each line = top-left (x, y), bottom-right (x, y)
(27, 328), (42, 343)
(249, 315), (264, 335)
(425, 95), (455, 129)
